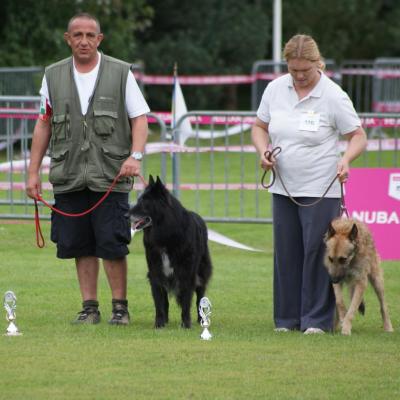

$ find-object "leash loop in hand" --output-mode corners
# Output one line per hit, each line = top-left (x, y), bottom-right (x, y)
(261, 146), (282, 189)
(264, 146), (282, 161)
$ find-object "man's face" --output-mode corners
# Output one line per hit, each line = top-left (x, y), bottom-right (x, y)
(64, 17), (103, 64)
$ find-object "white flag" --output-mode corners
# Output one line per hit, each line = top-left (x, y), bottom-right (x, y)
(172, 74), (193, 144)
(171, 68), (251, 145)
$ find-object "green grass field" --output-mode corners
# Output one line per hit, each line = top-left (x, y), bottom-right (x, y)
(1, 140), (400, 398)
(0, 221), (399, 399)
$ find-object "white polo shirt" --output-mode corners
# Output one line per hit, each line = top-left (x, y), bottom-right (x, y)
(257, 72), (361, 198)
(40, 52), (150, 118)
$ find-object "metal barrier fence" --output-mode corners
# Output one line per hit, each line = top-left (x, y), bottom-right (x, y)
(340, 58), (400, 113)
(1, 106), (400, 222)
(373, 58), (400, 112)
(172, 111), (269, 223)
(0, 67), (44, 96)
(172, 111), (400, 223)
(340, 60), (374, 113)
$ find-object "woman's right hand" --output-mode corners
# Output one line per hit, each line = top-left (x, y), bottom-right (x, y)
(260, 152), (276, 171)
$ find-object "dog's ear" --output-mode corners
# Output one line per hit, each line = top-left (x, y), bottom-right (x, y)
(326, 222), (336, 239)
(148, 175), (155, 185)
(155, 176), (166, 190)
(348, 223), (358, 242)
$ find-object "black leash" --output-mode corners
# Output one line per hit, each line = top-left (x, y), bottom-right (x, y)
(261, 146), (348, 216)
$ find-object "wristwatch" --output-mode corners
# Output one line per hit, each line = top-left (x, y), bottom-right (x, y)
(131, 151), (143, 161)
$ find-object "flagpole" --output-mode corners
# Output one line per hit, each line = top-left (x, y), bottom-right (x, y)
(172, 62), (180, 198)
(172, 62), (177, 130)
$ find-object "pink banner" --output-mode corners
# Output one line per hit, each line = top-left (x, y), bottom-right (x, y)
(345, 168), (400, 260)
(133, 70), (397, 85)
(372, 102), (400, 113)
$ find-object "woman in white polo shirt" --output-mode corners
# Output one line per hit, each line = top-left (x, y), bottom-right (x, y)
(252, 34), (367, 334)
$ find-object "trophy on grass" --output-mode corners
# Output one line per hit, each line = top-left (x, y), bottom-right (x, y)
(4, 291), (22, 336)
(199, 297), (212, 341)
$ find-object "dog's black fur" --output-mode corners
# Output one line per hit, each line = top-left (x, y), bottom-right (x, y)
(129, 175), (212, 328)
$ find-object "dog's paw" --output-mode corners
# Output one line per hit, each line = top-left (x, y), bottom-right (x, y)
(154, 319), (167, 329)
(181, 321), (192, 329)
(341, 323), (352, 336)
(384, 323), (394, 333)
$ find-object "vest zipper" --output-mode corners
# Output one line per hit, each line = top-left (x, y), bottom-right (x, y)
(83, 119), (88, 185)
(65, 103), (70, 138)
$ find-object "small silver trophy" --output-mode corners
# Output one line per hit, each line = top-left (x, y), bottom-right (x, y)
(4, 291), (22, 336)
(199, 297), (212, 341)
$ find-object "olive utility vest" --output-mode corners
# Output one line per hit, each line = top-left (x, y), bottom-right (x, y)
(45, 54), (133, 193)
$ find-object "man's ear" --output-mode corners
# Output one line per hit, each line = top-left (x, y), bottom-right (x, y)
(96, 33), (104, 47)
(64, 32), (71, 46)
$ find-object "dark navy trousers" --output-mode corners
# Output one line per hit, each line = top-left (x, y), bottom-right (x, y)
(272, 194), (340, 332)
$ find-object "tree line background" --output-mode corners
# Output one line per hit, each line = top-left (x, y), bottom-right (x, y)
(1, 0), (399, 110)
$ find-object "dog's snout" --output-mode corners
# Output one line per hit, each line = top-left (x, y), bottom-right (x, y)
(131, 215), (152, 231)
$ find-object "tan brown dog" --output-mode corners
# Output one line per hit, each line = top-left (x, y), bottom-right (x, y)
(324, 218), (393, 335)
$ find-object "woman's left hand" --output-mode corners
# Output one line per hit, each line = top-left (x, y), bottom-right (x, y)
(337, 158), (350, 183)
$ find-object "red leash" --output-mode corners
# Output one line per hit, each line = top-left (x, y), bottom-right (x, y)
(34, 174), (147, 248)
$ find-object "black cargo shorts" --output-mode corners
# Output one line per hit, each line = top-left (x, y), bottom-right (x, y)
(51, 188), (131, 259)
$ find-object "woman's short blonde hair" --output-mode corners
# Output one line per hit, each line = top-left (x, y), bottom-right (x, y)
(283, 34), (325, 70)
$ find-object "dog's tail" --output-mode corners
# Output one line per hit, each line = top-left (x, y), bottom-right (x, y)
(358, 300), (365, 316)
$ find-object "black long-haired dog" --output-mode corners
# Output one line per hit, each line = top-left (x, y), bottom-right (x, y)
(130, 175), (213, 328)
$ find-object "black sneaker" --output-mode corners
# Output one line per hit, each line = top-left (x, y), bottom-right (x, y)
(72, 307), (101, 324)
(109, 303), (130, 325)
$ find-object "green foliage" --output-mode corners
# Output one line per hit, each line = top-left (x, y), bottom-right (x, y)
(2, 1), (400, 69)
(0, 0), (152, 66)
(281, 0), (400, 62)
(137, 0), (270, 109)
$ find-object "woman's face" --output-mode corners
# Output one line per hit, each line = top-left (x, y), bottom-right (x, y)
(287, 58), (320, 90)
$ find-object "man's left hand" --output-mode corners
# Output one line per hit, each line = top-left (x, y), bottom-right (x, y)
(119, 157), (142, 177)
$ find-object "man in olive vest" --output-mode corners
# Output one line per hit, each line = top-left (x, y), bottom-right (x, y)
(26, 13), (150, 325)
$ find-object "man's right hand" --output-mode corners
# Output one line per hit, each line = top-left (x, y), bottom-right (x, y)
(26, 118), (52, 199)
(26, 172), (42, 199)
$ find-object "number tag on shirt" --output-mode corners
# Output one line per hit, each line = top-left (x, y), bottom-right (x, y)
(299, 111), (320, 131)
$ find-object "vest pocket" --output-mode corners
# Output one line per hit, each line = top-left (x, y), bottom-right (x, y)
(49, 149), (69, 184)
(101, 146), (130, 180)
(51, 114), (70, 140)
(94, 110), (118, 137)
